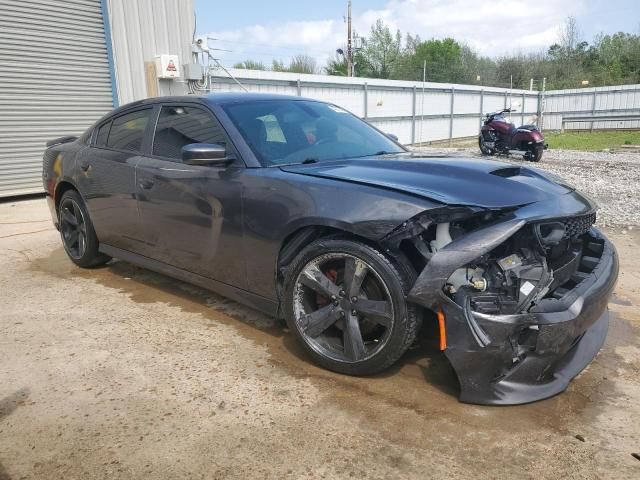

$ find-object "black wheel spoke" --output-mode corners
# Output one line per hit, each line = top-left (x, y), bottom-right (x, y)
(302, 304), (342, 338)
(354, 299), (392, 327)
(60, 199), (87, 259)
(343, 312), (366, 361)
(78, 233), (86, 256)
(343, 257), (368, 299)
(72, 202), (82, 221)
(300, 265), (340, 298)
(68, 230), (80, 247)
(61, 207), (77, 227)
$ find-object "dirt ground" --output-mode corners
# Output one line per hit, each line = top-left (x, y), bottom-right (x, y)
(1, 198), (639, 480)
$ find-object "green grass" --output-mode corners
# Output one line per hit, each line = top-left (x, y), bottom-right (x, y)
(545, 131), (640, 151)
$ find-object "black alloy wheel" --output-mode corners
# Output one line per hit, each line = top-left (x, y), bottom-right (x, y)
(60, 196), (87, 260)
(294, 252), (394, 363)
(58, 189), (110, 268)
(284, 238), (420, 375)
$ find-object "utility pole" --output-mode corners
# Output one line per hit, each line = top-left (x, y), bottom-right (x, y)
(347, 1), (353, 77)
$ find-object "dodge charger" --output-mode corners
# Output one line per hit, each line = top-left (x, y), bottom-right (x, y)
(42, 93), (618, 405)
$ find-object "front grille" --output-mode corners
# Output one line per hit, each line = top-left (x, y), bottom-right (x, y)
(563, 213), (596, 238)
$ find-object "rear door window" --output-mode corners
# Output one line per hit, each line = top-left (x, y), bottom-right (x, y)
(153, 105), (227, 160)
(106, 109), (151, 152)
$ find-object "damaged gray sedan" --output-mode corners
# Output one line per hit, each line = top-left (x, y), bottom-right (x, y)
(43, 93), (618, 405)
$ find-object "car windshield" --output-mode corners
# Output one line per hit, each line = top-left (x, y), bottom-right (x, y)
(221, 99), (405, 166)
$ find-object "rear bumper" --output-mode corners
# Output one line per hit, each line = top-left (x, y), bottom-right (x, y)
(409, 226), (618, 405)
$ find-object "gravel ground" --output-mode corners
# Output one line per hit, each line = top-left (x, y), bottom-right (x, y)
(412, 146), (640, 230)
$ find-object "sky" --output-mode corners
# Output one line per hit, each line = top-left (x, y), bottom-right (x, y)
(194, 0), (640, 68)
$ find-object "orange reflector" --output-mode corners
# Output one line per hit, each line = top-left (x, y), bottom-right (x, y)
(437, 309), (447, 351)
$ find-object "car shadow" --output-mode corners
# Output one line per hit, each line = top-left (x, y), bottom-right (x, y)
(370, 317), (461, 399)
(0, 388), (31, 480)
(101, 258), (461, 399)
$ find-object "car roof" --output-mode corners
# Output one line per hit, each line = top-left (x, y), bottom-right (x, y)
(205, 92), (310, 104)
(91, 92), (323, 130)
(113, 92), (316, 112)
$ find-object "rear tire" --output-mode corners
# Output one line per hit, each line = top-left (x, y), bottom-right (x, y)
(58, 190), (110, 268)
(283, 238), (421, 376)
(524, 145), (544, 162)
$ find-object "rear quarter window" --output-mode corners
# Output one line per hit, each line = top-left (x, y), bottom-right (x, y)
(95, 121), (111, 147)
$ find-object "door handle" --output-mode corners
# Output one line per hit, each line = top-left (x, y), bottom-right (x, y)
(80, 161), (90, 172)
(139, 178), (154, 189)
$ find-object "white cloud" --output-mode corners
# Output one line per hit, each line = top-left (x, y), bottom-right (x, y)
(205, 0), (588, 68)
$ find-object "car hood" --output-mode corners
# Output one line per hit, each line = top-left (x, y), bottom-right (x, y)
(280, 156), (575, 209)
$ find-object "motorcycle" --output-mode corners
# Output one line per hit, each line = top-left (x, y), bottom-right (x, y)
(479, 108), (547, 162)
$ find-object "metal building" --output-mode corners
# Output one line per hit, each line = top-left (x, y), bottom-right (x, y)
(0, 0), (194, 197)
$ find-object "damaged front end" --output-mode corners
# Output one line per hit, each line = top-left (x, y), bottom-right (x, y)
(390, 195), (618, 405)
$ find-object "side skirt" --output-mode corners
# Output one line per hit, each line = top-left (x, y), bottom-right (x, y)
(99, 244), (279, 317)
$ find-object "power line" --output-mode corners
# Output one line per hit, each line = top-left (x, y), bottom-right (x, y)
(211, 38), (333, 57)
(206, 38), (333, 68)
(216, 50), (326, 62)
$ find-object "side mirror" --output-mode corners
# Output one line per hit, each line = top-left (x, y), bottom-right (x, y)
(386, 133), (399, 142)
(181, 143), (233, 166)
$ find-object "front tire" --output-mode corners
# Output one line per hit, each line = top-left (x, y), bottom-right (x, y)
(58, 190), (110, 268)
(479, 136), (495, 156)
(283, 238), (421, 375)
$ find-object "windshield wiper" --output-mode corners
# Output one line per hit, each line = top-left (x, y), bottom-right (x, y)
(270, 158), (319, 168)
(373, 150), (402, 156)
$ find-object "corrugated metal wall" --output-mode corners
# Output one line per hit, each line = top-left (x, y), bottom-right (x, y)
(544, 84), (640, 130)
(107, 0), (194, 105)
(0, 0), (116, 197)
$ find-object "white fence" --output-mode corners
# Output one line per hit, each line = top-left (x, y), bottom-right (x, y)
(208, 68), (640, 145)
(544, 84), (640, 131)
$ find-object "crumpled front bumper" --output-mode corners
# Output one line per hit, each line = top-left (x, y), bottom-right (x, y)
(408, 226), (618, 405)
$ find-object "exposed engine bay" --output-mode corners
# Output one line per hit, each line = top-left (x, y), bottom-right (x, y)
(386, 207), (599, 318)
(436, 213), (597, 317)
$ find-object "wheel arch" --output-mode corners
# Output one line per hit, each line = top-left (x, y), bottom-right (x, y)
(274, 221), (419, 317)
(276, 218), (397, 272)
(54, 179), (80, 213)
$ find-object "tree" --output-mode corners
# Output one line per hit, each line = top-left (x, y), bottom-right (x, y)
(324, 53), (348, 76)
(272, 59), (288, 72)
(233, 60), (266, 70)
(396, 38), (464, 83)
(546, 17), (589, 88)
(322, 16), (639, 89)
(288, 54), (318, 74)
(363, 20), (402, 78)
(271, 55), (318, 74)
(559, 16), (580, 54)
(591, 32), (640, 85)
